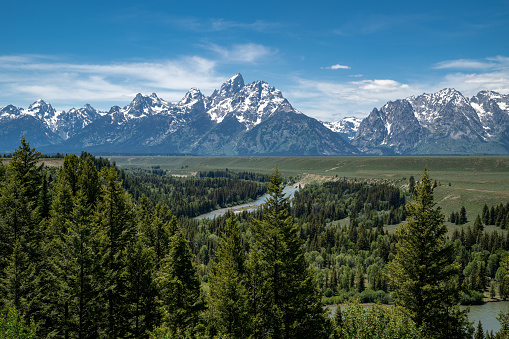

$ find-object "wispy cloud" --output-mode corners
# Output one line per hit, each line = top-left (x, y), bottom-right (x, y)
(321, 64), (351, 70)
(433, 56), (509, 95)
(208, 19), (281, 32)
(286, 55), (509, 121)
(433, 56), (509, 70)
(204, 43), (276, 63)
(165, 16), (281, 33)
(0, 54), (226, 110)
(434, 59), (495, 70)
(285, 77), (417, 121)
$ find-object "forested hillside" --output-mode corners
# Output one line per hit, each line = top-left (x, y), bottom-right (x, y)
(2, 139), (509, 338)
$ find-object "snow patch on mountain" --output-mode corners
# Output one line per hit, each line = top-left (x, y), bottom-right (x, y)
(206, 77), (293, 129)
(323, 117), (362, 140)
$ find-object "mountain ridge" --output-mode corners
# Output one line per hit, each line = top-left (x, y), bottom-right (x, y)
(0, 74), (356, 155)
(2, 76), (509, 155)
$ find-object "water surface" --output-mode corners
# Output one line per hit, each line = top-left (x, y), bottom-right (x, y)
(195, 186), (298, 220)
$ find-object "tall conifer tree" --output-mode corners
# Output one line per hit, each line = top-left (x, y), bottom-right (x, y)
(95, 166), (135, 338)
(247, 169), (327, 339)
(387, 167), (472, 338)
(156, 226), (201, 336)
(0, 138), (43, 318)
(208, 214), (248, 338)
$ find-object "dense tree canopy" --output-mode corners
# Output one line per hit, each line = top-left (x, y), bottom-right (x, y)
(3, 139), (509, 338)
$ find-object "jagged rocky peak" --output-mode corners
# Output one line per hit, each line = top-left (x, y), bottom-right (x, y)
(82, 103), (97, 112)
(475, 90), (502, 99)
(125, 92), (171, 117)
(179, 88), (205, 107)
(26, 99), (57, 118)
(0, 105), (22, 117)
(430, 88), (468, 105)
(220, 73), (245, 95)
(471, 90), (509, 110)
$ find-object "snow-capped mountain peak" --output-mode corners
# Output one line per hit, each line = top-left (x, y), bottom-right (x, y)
(219, 73), (245, 96)
(323, 117), (362, 140)
(24, 99), (61, 129)
(0, 105), (22, 119)
(178, 88), (205, 108)
(206, 77), (292, 129)
(123, 92), (172, 119)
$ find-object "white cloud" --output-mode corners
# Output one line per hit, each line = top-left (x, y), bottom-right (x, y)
(285, 77), (417, 122)
(204, 43), (275, 63)
(430, 56), (509, 96)
(434, 59), (495, 70)
(322, 64), (351, 70)
(433, 56), (509, 70)
(208, 19), (281, 32)
(351, 79), (409, 92)
(0, 55), (227, 110)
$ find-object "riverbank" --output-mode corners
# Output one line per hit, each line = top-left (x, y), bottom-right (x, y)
(195, 185), (299, 220)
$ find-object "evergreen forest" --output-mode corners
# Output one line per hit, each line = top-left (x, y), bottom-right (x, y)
(3, 138), (509, 338)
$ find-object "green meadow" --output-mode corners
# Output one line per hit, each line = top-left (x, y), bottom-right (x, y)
(107, 156), (509, 226)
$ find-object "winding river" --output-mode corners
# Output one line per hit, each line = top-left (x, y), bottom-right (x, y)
(195, 186), (299, 220)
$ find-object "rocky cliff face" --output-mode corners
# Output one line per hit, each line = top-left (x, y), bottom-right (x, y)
(350, 89), (509, 155)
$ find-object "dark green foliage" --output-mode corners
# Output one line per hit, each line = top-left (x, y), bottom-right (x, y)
(0, 307), (37, 338)
(247, 169), (328, 339)
(331, 301), (423, 338)
(292, 180), (406, 225)
(496, 308), (509, 338)
(475, 320), (485, 339)
(120, 168), (268, 218)
(208, 215), (248, 338)
(409, 175), (415, 194)
(0, 137), (43, 318)
(4, 140), (509, 338)
(95, 167), (136, 338)
(387, 167), (472, 338)
(156, 227), (202, 335)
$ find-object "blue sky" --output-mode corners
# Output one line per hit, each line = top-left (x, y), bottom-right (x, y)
(1, 0), (508, 121)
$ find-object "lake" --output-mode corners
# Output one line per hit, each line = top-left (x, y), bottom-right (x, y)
(195, 185), (299, 220)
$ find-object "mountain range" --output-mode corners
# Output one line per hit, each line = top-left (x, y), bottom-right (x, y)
(1, 73), (509, 155)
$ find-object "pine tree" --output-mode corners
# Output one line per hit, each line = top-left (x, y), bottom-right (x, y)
(156, 226), (201, 335)
(95, 167), (135, 338)
(482, 204), (490, 225)
(409, 176), (416, 194)
(125, 232), (158, 338)
(247, 169), (327, 339)
(460, 206), (467, 224)
(40, 154), (103, 338)
(208, 214), (248, 338)
(355, 268), (365, 293)
(0, 138), (43, 319)
(387, 167), (472, 338)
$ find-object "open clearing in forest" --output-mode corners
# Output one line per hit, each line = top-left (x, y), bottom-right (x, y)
(79, 156), (509, 225)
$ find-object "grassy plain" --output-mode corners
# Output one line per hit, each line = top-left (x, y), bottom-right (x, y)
(107, 156), (509, 226)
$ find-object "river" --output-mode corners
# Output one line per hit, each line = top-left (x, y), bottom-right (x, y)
(462, 301), (509, 333)
(195, 186), (299, 220)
